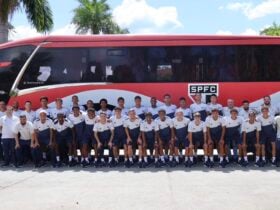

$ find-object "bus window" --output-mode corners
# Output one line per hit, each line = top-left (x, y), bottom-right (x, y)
(0, 45), (35, 101)
(18, 48), (87, 89)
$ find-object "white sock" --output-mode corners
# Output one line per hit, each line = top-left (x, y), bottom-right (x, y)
(68, 156), (72, 162)
(139, 158), (142, 162)
(238, 157), (241, 161)
(108, 157), (112, 162)
(169, 156), (173, 161)
(190, 156), (194, 162)
(244, 156), (248, 161)
(115, 157), (118, 162)
(81, 157), (84, 161)
(155, 158), (158, 162)
(85, 157), (89, 162)
(175, 156), (179, 162)
(129, 157), (133, 162)
(204, 155), (208, 161)
(161, 156), (165, 162)
(272, 157), (276, 162)
(42, 152), (47, 159)
(256, 156), (260, 162)
(262, 156), (266, 161)
(210, 156), (214, 162)
(124, 158), (128, 161)
(220, 157), (224, 163)
(144, 157), (148, 162)
(101, 158), (105, 162)
(56, 156), (60, 162)
(185, 156), (188, 162)
(226, 156), (229, 162)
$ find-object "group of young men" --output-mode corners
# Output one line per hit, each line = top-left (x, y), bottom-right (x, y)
(0, 93), (280, 169)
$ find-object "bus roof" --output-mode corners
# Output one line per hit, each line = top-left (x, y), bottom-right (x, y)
(1, 34), (280, 49)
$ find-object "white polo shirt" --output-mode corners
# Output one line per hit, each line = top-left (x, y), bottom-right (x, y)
(275, 116), (280, 139)
(14, 121), (34, 140)
(21, 110), (36, 122)
(0, 115), (19, 138)
(241, 120), (261, 133)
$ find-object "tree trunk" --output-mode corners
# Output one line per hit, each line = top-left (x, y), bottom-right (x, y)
(0, 21), (9, 44)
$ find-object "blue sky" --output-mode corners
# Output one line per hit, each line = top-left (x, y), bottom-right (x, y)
(9, 0), (280, 40)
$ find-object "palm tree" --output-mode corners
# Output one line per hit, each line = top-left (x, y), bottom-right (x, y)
(72, 0), (129, 34)
(0, 0), (53, 43)
(260, 22), (280, 36)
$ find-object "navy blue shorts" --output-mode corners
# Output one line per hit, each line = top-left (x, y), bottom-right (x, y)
(38, 129), (51, 146)
(127, 127), (140, 148)
(56, 129), (73, 145)
(113, 125), (126, 147)
(260, 125), (276, 144)
(144, 131), (156, 149)
(159, 127), (172, 146)
(225, 126), (241, 145)
(192, 131), (204, 147)
(174, 127), (189, 148)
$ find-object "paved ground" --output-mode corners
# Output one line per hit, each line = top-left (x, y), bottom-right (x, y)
(0, 164), (279, 210)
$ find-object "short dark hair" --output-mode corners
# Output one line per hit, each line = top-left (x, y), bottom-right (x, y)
(40, 96), (48, 102)
(210, 94), (217, 98)
(179, 97), (186, 101)
(242, 100), (249, 104)
(117, 97), (124, 102)
(134, 96), (141, 100)
(163, 93), (171, 98)
(99, 98), (108, 104)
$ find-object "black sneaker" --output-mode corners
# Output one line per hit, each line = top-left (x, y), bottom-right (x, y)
(242, 160), (249, 167)
(209, 161), (215, 168)
(82, 160), (90, 168)
(142, 161), (149, 168)
(238, 159), (244, 166)
(260, 160), (266, 167)
(255, 160), (262, 167)
(219, 161), (226, 168)
(184, 161), (188, 167)
(56, 161), (62, 168)
(204, 160), (209, 168)
(271, 160), (277, 167)
(1, 163), (9, 167)
(155, 161), (161, 168)
(69, 160), (77, 167)
(188, 160), (194, 168)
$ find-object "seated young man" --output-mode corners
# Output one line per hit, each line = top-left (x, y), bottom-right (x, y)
(93, 112), (114, 167)
(155, 109), (175, 167)
(205, 108), (225, 168)
(53, 113), (75, 167)
(124, 109), (142, 168)
(140, 112), (159, 168)
(240, 111), (261, 167)
(188, 112), (208, 166)
(110, 107), (127, 167)
(257, 106), (277, 166)
(33, 110), (55, 167)
(172, 109), (191, 167)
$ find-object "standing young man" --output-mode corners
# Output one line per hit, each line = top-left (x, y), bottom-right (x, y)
(112, 97), (128, 117)
(159, 94), (177, 119)
(207, 94), (223, 116)
(21, 101), (36, 122)
(147, 97), (160, 119)
(97, 99), (112, 118)
(35, 96), (51, 119)
(132, 96), (147, 120)
(177, 97), (192, 119)
(190, 93), (208, 121)
(239, 100), (251, 120)
(223, 99), (239, 117)
(0, 106), (19, 167)
(70, 95), (85, 112)
(50, 98), (69, 120)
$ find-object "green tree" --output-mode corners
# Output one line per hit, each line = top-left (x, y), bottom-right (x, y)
(72, 0), (129, 34)
(0, 0), (53, 43)
(260, 22), (280, 36)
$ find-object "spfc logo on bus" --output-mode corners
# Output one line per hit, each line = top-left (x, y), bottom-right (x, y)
(188, 83), (219, 103)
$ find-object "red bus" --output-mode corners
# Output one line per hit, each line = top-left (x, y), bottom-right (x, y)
(0, 35), (280, 109)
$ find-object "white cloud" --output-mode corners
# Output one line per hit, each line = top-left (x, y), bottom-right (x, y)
(215, 30), (233, 35)
(9, 24), (79, 41)
(112, 0), (182, 34)
(240, 28), (258, 35)
(225, 0), (280, 19)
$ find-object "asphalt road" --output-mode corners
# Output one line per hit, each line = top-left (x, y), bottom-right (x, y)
(0, 164), (279, 210)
